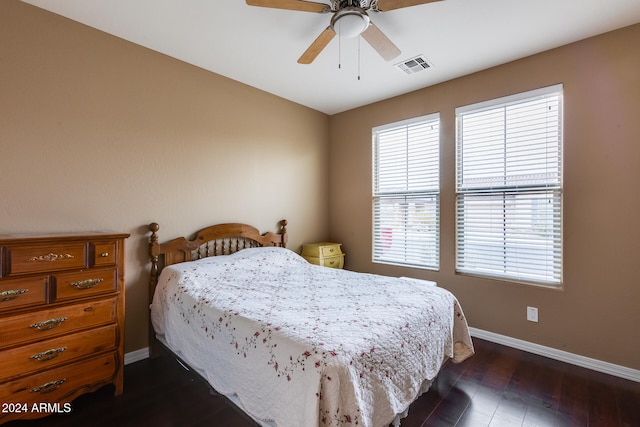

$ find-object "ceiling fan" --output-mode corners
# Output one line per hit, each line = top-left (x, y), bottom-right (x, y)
(246, 0), (442, 64)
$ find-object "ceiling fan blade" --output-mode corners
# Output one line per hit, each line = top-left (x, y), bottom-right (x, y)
(298, 26), (336, 64)
(361, 23), (401, 61)
(246, 0), (329, 13)
(376, 0), (442, 12)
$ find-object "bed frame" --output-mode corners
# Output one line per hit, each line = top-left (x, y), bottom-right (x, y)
(148, 220), (288, 356)
(145, 220), (465, 427)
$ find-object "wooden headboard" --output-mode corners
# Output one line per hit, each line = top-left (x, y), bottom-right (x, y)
(147, 220), (287, 356)
(148, 220), (287, 290)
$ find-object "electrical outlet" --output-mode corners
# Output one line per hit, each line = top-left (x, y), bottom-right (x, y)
(527, 306), (539, 322)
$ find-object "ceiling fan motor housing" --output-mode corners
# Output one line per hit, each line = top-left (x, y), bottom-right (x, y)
(334, 0), (371, 8)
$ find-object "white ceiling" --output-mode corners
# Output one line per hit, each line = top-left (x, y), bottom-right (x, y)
(21, 0), (640, 115)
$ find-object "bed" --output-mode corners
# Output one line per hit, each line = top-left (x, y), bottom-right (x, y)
(148, 220), (473, 427)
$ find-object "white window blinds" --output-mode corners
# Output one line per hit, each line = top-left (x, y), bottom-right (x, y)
(373, 114), (440, 269)
(455, 85), (563, 285)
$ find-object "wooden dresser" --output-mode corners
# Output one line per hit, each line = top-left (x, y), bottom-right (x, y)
(0, 232), (128, 423)
(301, 242), (345, 269)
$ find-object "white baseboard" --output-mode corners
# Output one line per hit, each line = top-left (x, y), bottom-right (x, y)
(124, 347), (149, 365)
(124, 330), (640, 383)
(470, 327), (640, 383)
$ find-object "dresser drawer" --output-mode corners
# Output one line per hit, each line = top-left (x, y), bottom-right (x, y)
(0, 324), (117, 382)
(0, 298), (117, 349)
(303, 254), (345, 269)
(319, 244), (342, 257)
(55, 268), (117, 301)
(0, 276), (50, 311)
(0, 352), (118, 422)
(301, 242), (343, 258)
(4, 242), (87, 277)
(91, 241), (117, 267)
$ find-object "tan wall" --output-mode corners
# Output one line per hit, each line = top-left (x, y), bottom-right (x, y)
(0, 1), (330, 354)
(329, 24), (640, 370)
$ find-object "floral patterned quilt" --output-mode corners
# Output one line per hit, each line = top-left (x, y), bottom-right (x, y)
(151, 246), (473, 427)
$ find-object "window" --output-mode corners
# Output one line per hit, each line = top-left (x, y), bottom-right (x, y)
(373, 114), (440, 269)
(456, 85), (563, 286)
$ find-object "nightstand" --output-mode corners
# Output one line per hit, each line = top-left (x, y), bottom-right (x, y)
(301, 242), (344, 269)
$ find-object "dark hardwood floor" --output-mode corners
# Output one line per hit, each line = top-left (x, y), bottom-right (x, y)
(5, 338), (639, 427)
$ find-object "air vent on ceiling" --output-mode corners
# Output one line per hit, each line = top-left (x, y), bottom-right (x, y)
(394, 55), (432, 75)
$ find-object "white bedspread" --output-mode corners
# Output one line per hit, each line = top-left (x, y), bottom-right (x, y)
(151, 247), (473, 427)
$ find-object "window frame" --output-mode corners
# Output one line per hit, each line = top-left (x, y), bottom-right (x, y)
(372, 113), (441, 270)
(455, 85), (563, 286)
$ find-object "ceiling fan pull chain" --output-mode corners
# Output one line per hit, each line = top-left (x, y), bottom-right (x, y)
(338, 26), (342, 69)
(357, 36), (361, 80)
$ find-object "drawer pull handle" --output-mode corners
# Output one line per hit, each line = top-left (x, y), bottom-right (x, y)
(30, 347), (67, 362)
(101, 252), (110, 257)
(27, 253), (74, 262)
(30, 378), (67, 394)
(0, 289), (29, 302)
(30, 317), (68, 331)
(70, 278), (103, 289)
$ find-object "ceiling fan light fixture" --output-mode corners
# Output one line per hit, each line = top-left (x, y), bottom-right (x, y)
(332, 9), (370, 38)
